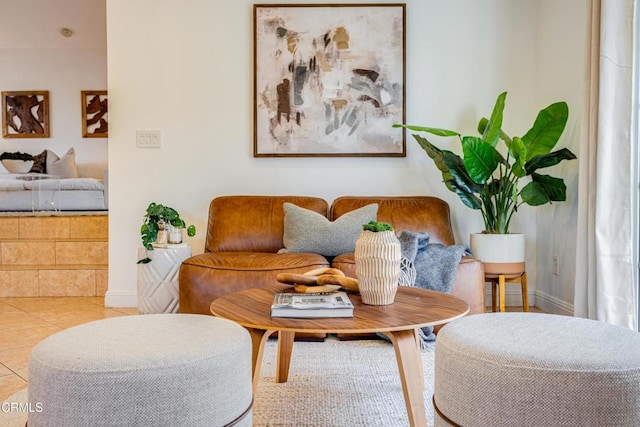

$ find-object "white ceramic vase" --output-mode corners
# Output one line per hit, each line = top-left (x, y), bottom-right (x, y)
(469, 233), (525, 275)
(355, 230), (401, 305)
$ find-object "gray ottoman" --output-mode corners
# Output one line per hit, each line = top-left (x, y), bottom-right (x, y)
(28, 314), (252, 427)
(434, 313), (640, 427)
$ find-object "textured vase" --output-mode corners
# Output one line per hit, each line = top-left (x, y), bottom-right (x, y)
(355, 230), (401, 305)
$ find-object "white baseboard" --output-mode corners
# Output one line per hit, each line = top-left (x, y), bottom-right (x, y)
(105, 291), (138, 308)
(484, 286), (573, 316)
(533, 290), (573, 316)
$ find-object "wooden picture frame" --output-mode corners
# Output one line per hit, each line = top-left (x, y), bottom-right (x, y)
(253, 3), (406, 157)
(81, 90), (108, 138)
(2, 91), (50, 138)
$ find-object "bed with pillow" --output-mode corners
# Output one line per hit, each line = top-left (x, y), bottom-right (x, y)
(0, 148), (108, 211)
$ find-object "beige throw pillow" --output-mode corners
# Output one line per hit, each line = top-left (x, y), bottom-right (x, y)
(46, 148), (79, 178)
(282, 202), (378, 256)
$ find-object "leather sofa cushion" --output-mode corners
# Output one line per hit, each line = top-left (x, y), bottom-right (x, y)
(331, 196), (455, 245)
(205, 196), (329, 253)
(182, 251), (328, 271)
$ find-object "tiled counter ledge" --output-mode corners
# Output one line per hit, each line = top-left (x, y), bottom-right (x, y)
(0, 214), (108, 297)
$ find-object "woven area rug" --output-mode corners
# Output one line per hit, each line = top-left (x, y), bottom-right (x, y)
(254, 336), (435, 426)
(0, 337), (435, 427)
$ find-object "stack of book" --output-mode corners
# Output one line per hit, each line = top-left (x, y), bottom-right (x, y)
(270, 291), (354, 318)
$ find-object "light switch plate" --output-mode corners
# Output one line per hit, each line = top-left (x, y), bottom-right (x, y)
(136, 130), (161, 148)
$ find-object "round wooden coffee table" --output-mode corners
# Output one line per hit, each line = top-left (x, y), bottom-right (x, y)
(210, 284), (469, 427)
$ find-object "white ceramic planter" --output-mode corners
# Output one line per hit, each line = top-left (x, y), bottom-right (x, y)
(355, 230), (401, 305)
(469, 233), (525, 275)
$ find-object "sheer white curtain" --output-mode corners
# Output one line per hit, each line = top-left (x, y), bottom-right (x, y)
(574, 0), (637, 330)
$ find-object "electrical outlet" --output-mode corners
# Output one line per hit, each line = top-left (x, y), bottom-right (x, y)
(552, 255), (559, 276)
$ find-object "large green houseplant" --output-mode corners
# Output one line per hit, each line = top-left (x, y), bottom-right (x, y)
(394, 91), (577, 234)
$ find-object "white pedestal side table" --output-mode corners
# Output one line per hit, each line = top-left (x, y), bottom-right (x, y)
(137, 244), (192, 314)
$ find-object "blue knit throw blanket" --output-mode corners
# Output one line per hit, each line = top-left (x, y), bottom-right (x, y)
(398, 230), (471, 343)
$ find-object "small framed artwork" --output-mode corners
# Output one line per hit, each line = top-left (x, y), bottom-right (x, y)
(81, 90), (108, 138)
(253, 3), (406, 157)
(2, 91), (50, 138)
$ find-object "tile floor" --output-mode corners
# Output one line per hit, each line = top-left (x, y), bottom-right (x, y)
(0, 297), (137, 401)
(0, 296), (541, 402)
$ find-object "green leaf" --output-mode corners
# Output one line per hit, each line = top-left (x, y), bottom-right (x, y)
(524, 148), (577, 174)
(522, 101), (569, 160)
(520, 173), (567, 206)
(509, 136), (527, 177)
(394, 124), (460, 137)
(442, 150), (483, 194)
(482, 91), (507, 147)
(520, 182), (550, 206)
(413, 134), (454, 182)
(187, 225), (196, 237)
(447, 180), (483, 210)
(461, 136), (501, 184)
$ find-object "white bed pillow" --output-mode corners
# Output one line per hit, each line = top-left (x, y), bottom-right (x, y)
(46, 148), (79, 179)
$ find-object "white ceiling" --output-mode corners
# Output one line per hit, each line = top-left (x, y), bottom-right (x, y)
(0, 0), (106, 49)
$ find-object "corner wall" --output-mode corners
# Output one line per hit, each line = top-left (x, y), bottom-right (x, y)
(534, 0), (588, 315)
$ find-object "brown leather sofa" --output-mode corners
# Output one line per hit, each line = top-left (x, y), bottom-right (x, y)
(179, 195), (485, 318)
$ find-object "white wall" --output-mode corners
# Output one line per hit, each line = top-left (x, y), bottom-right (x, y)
(105, 0), (583, 307)
(0, 0), (107, 177)
(534, 0), (588, 315)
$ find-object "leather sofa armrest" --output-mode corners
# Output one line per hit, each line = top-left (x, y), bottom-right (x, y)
(450, 256), (485, 315)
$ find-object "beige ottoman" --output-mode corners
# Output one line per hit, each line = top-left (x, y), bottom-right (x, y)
(28, 314), (252, 427)
(434, 313), (640, 426)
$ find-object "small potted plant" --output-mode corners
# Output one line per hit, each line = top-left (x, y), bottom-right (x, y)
(355, 221), (401, 305)
(0, 151), (34, 173)
(137, 202), (196, 264)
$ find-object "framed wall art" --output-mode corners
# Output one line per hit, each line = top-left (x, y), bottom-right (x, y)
(253, 3), (406, 157)
(2, 91), (50, 138)
(81, 90), (108, 138)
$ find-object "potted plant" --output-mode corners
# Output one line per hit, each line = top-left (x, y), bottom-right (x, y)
(0, 151), (34, 173)
(137, 202), (196, 264)
(355, 221), (401, 305)
(394, 92), (577, 269)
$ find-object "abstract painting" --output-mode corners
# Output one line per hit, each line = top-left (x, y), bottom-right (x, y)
(254, 4), (405, 157)
(81, 90), (108, 138)
(2, 91), (50, 138)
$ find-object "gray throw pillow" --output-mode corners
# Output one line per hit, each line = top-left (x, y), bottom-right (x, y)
(282, 202), (378, 256)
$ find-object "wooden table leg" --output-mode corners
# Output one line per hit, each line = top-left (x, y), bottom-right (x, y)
(276, 330), (295, 383)
(247, 328), (274, 395)
(387, 329), (428, 427)
(414, 329), (425, 392)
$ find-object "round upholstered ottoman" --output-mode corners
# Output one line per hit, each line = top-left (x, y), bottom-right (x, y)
(434, 313), (640, 427)
(28, 314), (252, 427)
